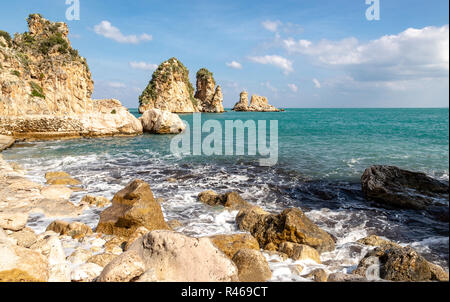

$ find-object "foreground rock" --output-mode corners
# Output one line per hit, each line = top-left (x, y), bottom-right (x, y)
(0, 14), (142, 139)
(96, 179), (169, 237)
(198, 190), (250, 210)
(232, 248), (272, 282)
(79, 195), (110, 208)
(0, 135), (14, 151)
(232, 91), (279, 112)
(278, 242), (321, 263)
(194, 68), (224, 113)
(355, 235), (449, 281)
(96, 250), (145, 282)
(236, 206), (335, 253)
(46, 220), (93, 239)
(139, 109), (186, 134)
(124, 230), (239, 282)
(208, 233), (260, 258)
(0, 212), (28, 231)
(361, 165), (449, 210)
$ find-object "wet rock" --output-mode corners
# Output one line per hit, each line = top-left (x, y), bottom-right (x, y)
(127, 230), (239, 282)
(79, 195), (111, 208)
(198, 190), (250, 210)
(46, 220), (93, 239)
(428, 262), (449, 281)
(139, 109), (186, 134)
(361, 165), (449, 210)
(304, 268), (328, 282)
(0, 212), (28, 231)
(96, 250), (146, 282)
(208, 233), (260, 259)
(96, 179), (170, 237)
(8, 227), (37, 248)
(232, 248), (272, 282)
(45, 171), (81, 186)
(71, 263), (103, 282)
(357, 235), (400, 248)
(327, 272), (367, 282)
(278, 242), (321, 263)
(0, 242), (49, 282)
(40, 185), (73, 200)
(87, 253), (118, 268)
(236, 206), (335, 253)
(354, 245), (436, 281)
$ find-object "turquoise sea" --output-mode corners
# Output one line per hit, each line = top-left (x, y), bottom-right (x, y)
(3, 108), (449, 280)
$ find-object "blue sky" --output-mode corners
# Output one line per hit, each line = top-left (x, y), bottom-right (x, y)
(1, 0), (448, 108)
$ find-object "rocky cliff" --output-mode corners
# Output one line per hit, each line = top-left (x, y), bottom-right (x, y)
(232, 91), (279, 112)
(194, 68), (224, 113)
(138, 58), (198, 113)
(0, 14), (142, 139)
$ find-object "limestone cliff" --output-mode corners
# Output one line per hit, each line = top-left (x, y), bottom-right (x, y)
(0, 14), (142, 139)
(139, 58), (198, 113)
(194, 68), (224, 113)
(232, 91), (279, 112)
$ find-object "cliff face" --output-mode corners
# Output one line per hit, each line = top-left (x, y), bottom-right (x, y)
(232, 91), (279, 112)
(0, 14), (142, 138)
(139, 58), (198, 113)
(194, 68), (224, 113)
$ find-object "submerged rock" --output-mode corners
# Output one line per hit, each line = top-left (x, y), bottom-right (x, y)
(198, 190), (250, 210)
(236, 206), (335, 253)
(96, 179), (169, 237)
(361, 165), (449, 210)
(126, 230), (239, 282)
(231, 248), (272, 282)
(139, 108), (186, 134)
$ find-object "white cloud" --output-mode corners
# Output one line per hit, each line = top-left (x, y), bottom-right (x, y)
(129, 61), (158, 71)
(249, 55), (293, 74)
(226, 61), (243, 69)
(313, 78), (321, 88)
(94, 21), (152, 44)
(283, 25), (449, 82)
(288, 83), (298, 92)
(261, 81), (278, 92)
(262, 20), (282, 32)
(107, 81), (126, 88)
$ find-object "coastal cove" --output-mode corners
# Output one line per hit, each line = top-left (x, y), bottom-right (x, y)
(1, 108), (448, 281)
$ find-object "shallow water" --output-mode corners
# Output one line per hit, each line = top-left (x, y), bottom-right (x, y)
(3, 108), (449, 280)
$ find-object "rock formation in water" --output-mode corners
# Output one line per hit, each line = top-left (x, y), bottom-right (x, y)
(232, 91), (279, 112)
(0, 14), (142, 139)
(139, 108), (186, 134)
(194, 68), (224, 113)
(138, 58), (198, 113)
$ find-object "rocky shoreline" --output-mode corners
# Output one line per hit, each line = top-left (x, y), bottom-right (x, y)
(0, 150), (448, 282)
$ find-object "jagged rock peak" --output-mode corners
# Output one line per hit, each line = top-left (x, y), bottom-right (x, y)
(194, 68), (224, 113)
(138, 57), (198, 113)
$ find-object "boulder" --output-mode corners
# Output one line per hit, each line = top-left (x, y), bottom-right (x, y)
(127, 230), (239, 282)
(198, 190), (250, 210)
(71, 263), (103, 282)
(79, 195), (111, 208)
(139, 109), (186, 134)
(236, 207), (335, 253)
(167, 219), (182, 230)
(0, 243), (49, 282)
(96, 179), (170, 237)
(124, 226), (150, 251)
(87, 253), (118, 268)
(303, 268), (328, 282)
(0, 212), (28, 231)
(30, 235), (66, 266)
(361, 165), (449, 210)
(96, 250), (146, 282)
(231, 248), (272, 282)
(40, 185), (73, 200)
(8, 227), (37, 248)
(67, 248), (93, 266)
(208, 233), (260, 258)
(327, 272), (367, 282)
(0, 135), (15, 151)
(46, 220), (93, 239)
(278, 242), (321, 263)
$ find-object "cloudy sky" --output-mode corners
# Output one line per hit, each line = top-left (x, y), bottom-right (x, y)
(1, 0), (448, 108)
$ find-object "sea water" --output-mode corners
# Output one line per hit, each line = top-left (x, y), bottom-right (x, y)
(3, 108), (449, 280)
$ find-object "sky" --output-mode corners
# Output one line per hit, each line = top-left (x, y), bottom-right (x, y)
(1, 0), (448, 108)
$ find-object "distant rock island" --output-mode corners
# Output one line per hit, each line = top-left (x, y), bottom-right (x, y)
(138, 58), (224, 114)
(232, 91), (279, 112)
(0, 14), (142, 139)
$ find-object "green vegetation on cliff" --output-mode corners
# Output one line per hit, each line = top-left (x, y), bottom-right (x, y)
(196, 68), (215, 86)
(0, 30), (12, 47)
(30, 81), (45, 99)
(139, 57), (196, 107)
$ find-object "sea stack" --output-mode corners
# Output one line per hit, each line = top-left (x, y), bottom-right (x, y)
(194, 68), (224, 113)
(0, 14), (143, 139)
(138, 58), (198, 113)
(232, 91), (279, 112)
